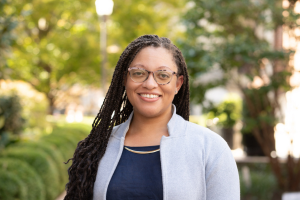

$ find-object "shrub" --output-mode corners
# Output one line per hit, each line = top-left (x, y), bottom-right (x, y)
(0, 94), (25, 148)
(51, 125), (89, 145)
(0, 169), (27, 200)
(0, 80), (50, 139)
(52, 123), (90, 137)
(52, 131), (79, 147)
(21, 90), (49, 137)
(0, 158), (45, 200)
(12, 141), (67, 190)
(239, 164), (277, 199)
(39, 124), (91, 189)
(40, 135), (75, 162)
(205, 94), (242, 128)
(41, 124), (89, 158)
(0, 94), (25, 135)
(1, 148), (60, 200)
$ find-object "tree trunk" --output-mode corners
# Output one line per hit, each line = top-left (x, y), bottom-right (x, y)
(47, 93), (55, 115)
(242, 133), (264, 156)
(221, 127), (234, 149)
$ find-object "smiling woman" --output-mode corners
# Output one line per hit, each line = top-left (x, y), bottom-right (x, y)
(64, 35), (240, 200)
(124, 47), (183, 123)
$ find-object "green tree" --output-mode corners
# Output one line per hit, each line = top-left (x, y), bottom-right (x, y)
(181, 0), (300, 192)
(4, 0), (185, 114)
(0, 0), (18, 78)
(5, 0), (100, 114)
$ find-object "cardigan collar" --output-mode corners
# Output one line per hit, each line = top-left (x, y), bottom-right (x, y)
(112, 104), (187, 139)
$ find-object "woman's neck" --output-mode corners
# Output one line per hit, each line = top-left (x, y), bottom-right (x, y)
(124, 105), (173, 147)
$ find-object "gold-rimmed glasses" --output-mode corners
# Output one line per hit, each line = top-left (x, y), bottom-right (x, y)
(128, 67), (177, 85)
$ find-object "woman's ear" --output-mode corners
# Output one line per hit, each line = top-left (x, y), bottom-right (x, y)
(176, 75), (184, 94)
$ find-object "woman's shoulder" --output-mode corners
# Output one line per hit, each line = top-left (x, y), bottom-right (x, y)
(185, 121), (234, 169)
(184, 119), (222, 138)
(185, 120), (230, 152)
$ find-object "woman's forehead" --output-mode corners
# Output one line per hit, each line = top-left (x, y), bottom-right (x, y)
(129, 47), (177, 71)
(131, 64), (173, 70)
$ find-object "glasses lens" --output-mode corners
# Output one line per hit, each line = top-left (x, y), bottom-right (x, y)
(130, 69), (148, 83)
(154, 71), (172, 84)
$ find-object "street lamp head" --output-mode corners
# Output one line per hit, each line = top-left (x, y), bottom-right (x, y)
(95, 0), (114, 16)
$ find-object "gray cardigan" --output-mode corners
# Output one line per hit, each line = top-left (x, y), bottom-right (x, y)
(93, 106), (240, 200)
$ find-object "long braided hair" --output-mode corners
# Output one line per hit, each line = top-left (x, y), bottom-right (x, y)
(64, 35), (190, 199)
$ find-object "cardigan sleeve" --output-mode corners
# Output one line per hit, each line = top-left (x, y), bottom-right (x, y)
(205, 143), (240, 200)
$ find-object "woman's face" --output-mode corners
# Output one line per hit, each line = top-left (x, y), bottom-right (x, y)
(125, 47), (183, 118)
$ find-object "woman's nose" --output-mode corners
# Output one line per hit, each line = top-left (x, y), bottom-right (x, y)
(142, 72), (158, 89)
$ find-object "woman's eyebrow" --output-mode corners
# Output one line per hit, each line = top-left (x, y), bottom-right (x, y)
(131, 64), (145, 68)
(130, 64), (172, 70)
(157, 66), (172, 70)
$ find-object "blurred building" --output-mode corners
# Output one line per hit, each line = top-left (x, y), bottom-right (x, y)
(189, 1), (300, 157)
(273, 1), (300, 159)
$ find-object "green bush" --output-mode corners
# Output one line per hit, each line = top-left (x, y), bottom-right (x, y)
(39, 124), (91, 188)
(21, 91), (49, 137)
(0, 122), (91, 199)
(52, 131), (79, 147)
(53, 121), (91, 130)
(0, 169), (27, 200)
(0, 94), (25, 135)
(52, 123), (90, 137)
(12, 141), (67, 190)
(51, 125), (89, 146)
(40, 124), (89, 159)
(0, 94), (25, 148)
(0, 158), (45, 200)
(205, 94), (242, 128)
(239, 164), (277, 199)
(1, 148), (60, 200)
(40, 134), (76, 162)
(0, 82), (50, 139)
(51, 124), (89, 147)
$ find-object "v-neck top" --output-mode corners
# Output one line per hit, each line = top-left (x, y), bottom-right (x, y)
(106, 145), (163, 200)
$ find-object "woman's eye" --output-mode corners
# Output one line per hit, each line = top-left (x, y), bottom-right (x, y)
(133, 71), (145, 76)
(158, 73), (170, 79)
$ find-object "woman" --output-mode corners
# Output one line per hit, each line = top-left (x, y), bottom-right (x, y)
(64, 35), (240, 200)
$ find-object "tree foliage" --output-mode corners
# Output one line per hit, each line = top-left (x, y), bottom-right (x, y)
(181, 0), (300, 192)
(206, 95), (242, 128)
(3, 0), (185, 113)
(0, 0), (18, 78)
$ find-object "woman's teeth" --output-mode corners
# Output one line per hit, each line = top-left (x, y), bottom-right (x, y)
(140, 94), (159, 99)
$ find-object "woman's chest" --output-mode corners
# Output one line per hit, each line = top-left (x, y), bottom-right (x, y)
(93, 137), (206, 200)
(107, 146), (163, 200)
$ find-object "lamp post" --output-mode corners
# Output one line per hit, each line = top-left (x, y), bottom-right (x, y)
(95, 0), (114, 93)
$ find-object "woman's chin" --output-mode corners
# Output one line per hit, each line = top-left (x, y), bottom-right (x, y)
(133, 105), (171, 119)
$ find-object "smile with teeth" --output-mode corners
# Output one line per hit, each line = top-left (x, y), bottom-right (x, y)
(139, 94), (160, 99)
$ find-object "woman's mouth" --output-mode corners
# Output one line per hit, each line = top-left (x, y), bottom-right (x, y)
(139, 94), (160, 99)
(138, 93), (161, 101)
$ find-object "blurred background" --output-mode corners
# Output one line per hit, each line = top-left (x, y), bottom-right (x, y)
(1, 0), (300, 199)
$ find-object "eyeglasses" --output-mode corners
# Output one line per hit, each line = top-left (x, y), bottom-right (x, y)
(128, 67), (177, 85)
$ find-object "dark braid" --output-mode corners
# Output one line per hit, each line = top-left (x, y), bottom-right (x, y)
(64, 35), (190, 200)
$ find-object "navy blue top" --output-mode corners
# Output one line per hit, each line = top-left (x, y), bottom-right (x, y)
(106, 145), (163, 200)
